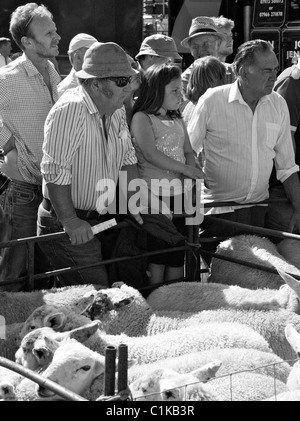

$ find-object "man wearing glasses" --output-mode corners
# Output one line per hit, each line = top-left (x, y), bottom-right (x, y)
(0, 3), (61, 291)
(37, 42), (161, 287)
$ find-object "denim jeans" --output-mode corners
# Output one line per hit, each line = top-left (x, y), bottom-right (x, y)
(0, 179), (50, 291)
(37, 203), (109, 287)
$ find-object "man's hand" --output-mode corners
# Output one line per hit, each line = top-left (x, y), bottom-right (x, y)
(63, 215), (94, 245)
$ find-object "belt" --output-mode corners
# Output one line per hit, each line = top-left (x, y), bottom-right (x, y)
(42, 197), (102, 221)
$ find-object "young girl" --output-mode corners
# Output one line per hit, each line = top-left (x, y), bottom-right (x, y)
(130, 63), (205, 285)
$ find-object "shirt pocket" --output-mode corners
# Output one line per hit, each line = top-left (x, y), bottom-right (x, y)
(266, 122), (280, 149)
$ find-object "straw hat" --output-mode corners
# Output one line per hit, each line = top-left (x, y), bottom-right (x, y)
(181, 16), (223, 49)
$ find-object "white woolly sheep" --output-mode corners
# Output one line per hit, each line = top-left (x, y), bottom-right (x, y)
(35, 342), (221, 401)
(208, 234), (300, 289)
(85, 346), (292, 401)
(0, 284), (97, 325)
(146, 270), (300, 314)
(33, 284), (300, 363)
(130, 368), (289, 401)
(14, 320), (272, 377)
(169, 308), (300, 362)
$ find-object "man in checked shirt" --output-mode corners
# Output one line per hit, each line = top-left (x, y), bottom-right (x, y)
(0, 3), (61, 291)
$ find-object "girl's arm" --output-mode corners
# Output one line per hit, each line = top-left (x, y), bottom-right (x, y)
(181, 119), (197, 168)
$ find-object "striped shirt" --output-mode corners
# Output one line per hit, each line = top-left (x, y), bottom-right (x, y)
(0, 54), (60, 184)
(41, 86), (137, 211)
(187, 80), (299, 214)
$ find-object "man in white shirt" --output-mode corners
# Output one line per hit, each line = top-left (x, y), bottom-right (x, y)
(57, 33), (97, 97)
(187, 39), (300, 263)
(0, 37), (12, 68)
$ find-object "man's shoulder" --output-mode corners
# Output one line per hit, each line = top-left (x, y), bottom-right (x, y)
(0, 58), (24, 79)
(275, 65), (300, 90)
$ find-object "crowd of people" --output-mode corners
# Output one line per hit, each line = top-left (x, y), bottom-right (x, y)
(0, 2), (299, 292)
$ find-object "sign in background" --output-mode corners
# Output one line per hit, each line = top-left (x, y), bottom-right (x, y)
(253, 0), (287, 28)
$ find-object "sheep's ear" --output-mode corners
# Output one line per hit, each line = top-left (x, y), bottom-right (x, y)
(190, 360), (222, 382)
(111, 282), (124, 288)
(127, 359), (137, 369)
(277, 269), (300, 298)
(285, 324), (300, 354)
(44, 313), (66, 331)
(114, 297), (134, 309)
(68, 320), (102, 343)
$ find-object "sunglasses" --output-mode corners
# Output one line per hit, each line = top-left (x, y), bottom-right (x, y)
(103, 76), (132, 88)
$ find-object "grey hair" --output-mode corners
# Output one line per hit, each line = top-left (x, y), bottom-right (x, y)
(232, 39), (274, 76)
(211, 15), (235, 31)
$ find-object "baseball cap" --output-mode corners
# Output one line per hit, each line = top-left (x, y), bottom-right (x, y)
(181, 16), (224, 49)
(68, 33), (98, 54)
(135, 34), (181, 60)
(75, 42), (139, 79)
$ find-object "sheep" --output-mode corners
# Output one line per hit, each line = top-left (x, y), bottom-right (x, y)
(35, 338), (106, 401)
(27, 285), (300, 363)
(129, 368), (289, 401)
(208, 234), (300, 289)
(14, 320), (272, 377)
(34, 341), (221, 401)
(86, 347), (292, 401)
(0, 283), (97, 325)
(31, 340), (291, 401)
(147, 272), (300, 314)
(146, 270), (300, 314)
(19, 304), (92, 341)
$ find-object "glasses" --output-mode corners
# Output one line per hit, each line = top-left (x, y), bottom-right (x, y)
(103, 76), (132, 88)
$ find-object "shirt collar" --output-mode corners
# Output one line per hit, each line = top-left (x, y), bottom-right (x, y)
(20, 53), (60, 82)
(228, 79), (271, 106)
(80, 85), (99, 115)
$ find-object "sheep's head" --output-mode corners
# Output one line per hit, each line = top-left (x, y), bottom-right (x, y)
(15, 328), (61, 371)
(0, 382), (16, 401)
(19, 305), (67, 340)
(36, 339), (106, 400)
(81, 283), (152, 335)
(15, 321), (102, 371)
(130, 362), (221, 401)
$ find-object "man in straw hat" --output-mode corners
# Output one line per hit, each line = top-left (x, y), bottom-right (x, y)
(38, 41), (170, 287)
(57, 32), (97, 97)
(181, 16), (224, 99)
(135, 34), (181, 71)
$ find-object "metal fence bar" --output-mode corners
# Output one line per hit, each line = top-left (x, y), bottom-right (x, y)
(0, 356), (88, 401)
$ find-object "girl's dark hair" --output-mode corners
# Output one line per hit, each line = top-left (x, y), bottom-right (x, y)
(132, 63), (182, 119)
